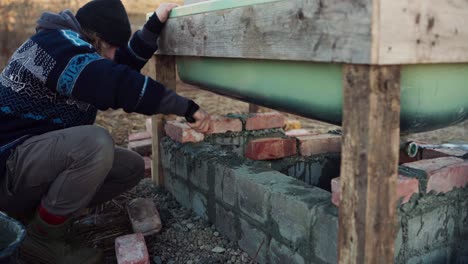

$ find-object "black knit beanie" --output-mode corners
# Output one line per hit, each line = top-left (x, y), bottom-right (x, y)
(76, 0), (131, 47)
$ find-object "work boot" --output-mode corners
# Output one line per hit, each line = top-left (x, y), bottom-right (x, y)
(20, 213), (103, 264)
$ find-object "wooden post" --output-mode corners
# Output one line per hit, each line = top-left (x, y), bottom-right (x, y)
(338, 65), (401, 264)
(151, 55), (176, 186)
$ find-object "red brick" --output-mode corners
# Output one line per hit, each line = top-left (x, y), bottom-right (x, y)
(331, 175), (419, 207)
(127, 198), (162, 235)
(115, 233), (149, 264)
(403, 157), (468, 193)
(422, 148), (467, 159)
(285, 129), (316, 137)
(209, 116), (242, 134)
(245, 112), (285, 131)
(128, 139), (152, 156)
(245, 138), (296, 160)
(331, 178), (340, 207)
(297, 134), (341, 156)
(129, 131), (152, 142)
(399, 150), (420, 165)
(143, 157), (152, 178)
(164, 121), (204, 143)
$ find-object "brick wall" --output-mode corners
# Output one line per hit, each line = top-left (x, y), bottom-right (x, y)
(149, 113), (468, 263)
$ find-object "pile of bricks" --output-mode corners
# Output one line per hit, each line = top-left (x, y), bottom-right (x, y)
(162, 112), (342, 160)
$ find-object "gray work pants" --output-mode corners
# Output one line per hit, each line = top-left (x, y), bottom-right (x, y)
(0, 125), (144, 216)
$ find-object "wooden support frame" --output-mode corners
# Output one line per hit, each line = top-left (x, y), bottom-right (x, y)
(338, 65), (401, 263)
(151, 55), (176, 186)
(147, 0), (467, 262)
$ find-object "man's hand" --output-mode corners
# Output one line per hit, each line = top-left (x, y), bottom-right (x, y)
(156, 3), (179, 23)
(188, 109), (211, 134)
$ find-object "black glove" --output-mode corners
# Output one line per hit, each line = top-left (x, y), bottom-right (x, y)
(184, 100), (200, 123)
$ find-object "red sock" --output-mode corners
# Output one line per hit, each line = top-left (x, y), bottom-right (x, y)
(38, 204), (68, 225)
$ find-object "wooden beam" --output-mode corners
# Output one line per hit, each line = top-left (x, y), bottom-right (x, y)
(375, 0), (468, 64)
(159, 0), (372, 64)
(338, 65), (400, 264)
(151, 55), (177, 186)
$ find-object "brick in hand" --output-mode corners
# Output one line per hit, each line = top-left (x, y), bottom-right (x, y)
(165, 120), (204, 143)
(115, 233), (149, 264)
(245, 137), (297, 160)
(209, 115), (243, 134)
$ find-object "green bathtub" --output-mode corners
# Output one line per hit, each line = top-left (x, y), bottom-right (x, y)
(177, 57), (468, 134)
(157, 0), (468, 134)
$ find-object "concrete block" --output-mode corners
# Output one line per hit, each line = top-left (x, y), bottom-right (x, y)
(128, 131), (152, 142)
(394, 224), (404, 260)
(160, 140), (175, 172)
(115, 233), (149, 264)
(174, 151), (189, 180)
(270, 182), (330, 244)
(403, 157), (468, 193)
(311, 204), (338, 264)
(236, 166), (298, 224)
(163, 170), (175, 195)
(245, 137), (297, 160)
(406, 206), (456, 253)
(245, 112), (285, 131)
(126, 198), (162, 236)
(209, 134), (247, 156)
(191, 158), (212, 192)
(297, 134), (341, 156)
(191, 191), (208, 220)
(215, 203), (239, 242)
(209, 115), (243, 134)
(239, 218), (268, 264)
(165, 121), (204, 143)
(406, 247), (450, 264)
(459, 200), (468, 239)
(237, 172), (271, 224)
(269, 239), (305, 264)
(171, 177), (191, 209)
(286, 156), (340, 190)
(214, 164), (238, 207)
(127, 139), (152, 156)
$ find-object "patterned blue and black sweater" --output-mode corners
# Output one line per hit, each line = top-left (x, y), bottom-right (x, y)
(0, 11), (193, 178)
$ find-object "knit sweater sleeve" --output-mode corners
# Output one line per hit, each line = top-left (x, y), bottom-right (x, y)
(113, 13), (164, 71)
(64, 58), (190, 116)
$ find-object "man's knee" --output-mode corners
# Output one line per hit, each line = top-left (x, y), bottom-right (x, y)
(77, 126), (114, 169)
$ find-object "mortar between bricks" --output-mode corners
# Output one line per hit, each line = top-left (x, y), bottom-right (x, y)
(153, 114), (468, 264)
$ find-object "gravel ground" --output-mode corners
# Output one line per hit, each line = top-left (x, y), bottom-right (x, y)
(72, 179), (254, 264)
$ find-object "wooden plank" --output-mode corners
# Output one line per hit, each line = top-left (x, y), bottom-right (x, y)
(159, 0), (372, 63)
(375, 0), (468, 64)
(151, 55), (177, 186)
(338, 65), (400, 264)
